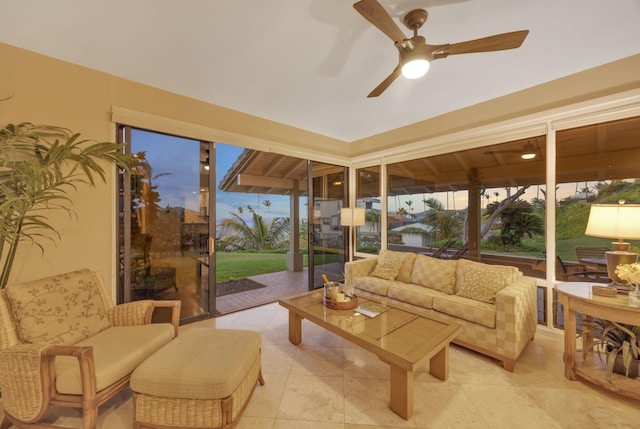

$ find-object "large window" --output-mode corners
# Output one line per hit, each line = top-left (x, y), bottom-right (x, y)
(553, 115), (640, 327)
(384, 137), (547, 275)
(356, 166), (381, 254)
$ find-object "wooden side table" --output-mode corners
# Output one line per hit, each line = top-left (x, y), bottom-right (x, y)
(555, 282), (640, 400)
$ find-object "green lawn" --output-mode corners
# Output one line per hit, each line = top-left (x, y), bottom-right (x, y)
(215, 252), (308, 282)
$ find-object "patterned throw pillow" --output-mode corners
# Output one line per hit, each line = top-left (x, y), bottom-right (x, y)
(410, 254), (457, 294)
(370, 250), (404, 281)
(455, 263), (512, 304)
(5, 269), (111, 345)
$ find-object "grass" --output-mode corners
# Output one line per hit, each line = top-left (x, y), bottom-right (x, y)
(157, 251), (343, 284)
(214, 252), (306, 282)
(215, 252), (343, 282)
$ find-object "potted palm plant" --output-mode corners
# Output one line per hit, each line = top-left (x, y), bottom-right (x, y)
(0, 122), (130, 288)
(582, 318), (640, 382)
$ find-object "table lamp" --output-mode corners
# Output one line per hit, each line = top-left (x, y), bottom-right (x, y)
(341, 207), (366, 262)
(584, 201), (640, 285)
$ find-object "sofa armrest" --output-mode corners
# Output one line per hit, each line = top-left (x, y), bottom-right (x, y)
(345, 257), (379, 279)
(494, 276), (537, 359)
(0, 343), (51, 422)
(109, 299), (181, 337)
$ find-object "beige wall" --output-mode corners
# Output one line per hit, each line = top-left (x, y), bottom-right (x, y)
(2, 41), (639, 295)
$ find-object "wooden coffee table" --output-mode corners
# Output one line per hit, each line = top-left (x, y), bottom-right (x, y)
(279, 290), (461, 419)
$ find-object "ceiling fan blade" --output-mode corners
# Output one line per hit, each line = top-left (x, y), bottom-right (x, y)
(368, 66), (402, 98)
(354, 0), (407, 43)
(434, 30), (529, 58)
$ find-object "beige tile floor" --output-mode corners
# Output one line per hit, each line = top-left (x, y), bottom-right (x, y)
(3, 302), (640, 429)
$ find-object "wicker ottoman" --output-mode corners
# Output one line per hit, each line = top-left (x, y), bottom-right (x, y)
(130, 328), (264, 429)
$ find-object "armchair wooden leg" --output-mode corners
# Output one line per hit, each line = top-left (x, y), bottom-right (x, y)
(82, 405), (99, 429)
(0, 414), (11, 429)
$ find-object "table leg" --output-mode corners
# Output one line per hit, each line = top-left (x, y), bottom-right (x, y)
(288, 311), (302, 345)
(429, 346), (449, 381)
(561, 296), (577, 381)
(389, 365), (413, 419)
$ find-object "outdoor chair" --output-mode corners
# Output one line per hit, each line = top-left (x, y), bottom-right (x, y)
(575, 246), (609, 272)
(424, 238), (457, 258)
(556, 256), (609, 282)
(442, 242), (469, 260)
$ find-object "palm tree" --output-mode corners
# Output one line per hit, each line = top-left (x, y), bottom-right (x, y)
(217, 204), (289, 251)
(485, 198), (544, 246)
(365, 209), (380, 232)
(405, 200), (414, 218)
(421, 197), (460, 241)
(263, 199), (271, 219)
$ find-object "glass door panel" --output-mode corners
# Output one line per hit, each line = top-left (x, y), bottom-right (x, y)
(119, 127), (213, 322)
(308, 162), (347, 289)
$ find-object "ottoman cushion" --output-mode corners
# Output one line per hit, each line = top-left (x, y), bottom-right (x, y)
(131, 328), (261, 400)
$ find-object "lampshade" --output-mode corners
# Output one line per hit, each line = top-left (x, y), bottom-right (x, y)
(585, 202), (640, 285)
(340, 207), (366, 227)
(585, 203), (640, 245)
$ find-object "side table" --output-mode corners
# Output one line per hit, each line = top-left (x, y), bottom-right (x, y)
(555, 281), (640, 400)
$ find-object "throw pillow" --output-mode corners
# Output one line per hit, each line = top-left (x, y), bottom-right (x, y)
(370, 249), (404, 281)
(410, 254), (457, 294)
(395, 252), (416, 284)
(5, 269), (111, 345)
(455, 259), (520, 293)
(455, 264), (511, 304)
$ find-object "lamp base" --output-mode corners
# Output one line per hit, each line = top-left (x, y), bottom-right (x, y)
(606, 250), (638, 284)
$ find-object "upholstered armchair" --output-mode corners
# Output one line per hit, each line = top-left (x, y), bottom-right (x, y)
(0, 269), (180, 429)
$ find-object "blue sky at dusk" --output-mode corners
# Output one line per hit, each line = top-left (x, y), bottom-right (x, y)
(131, 129), (298, 225)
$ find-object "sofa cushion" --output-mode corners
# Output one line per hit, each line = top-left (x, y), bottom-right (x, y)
(395, 252), (417, 284)
(455, 261), (514, 304)
(387, 282), (445, 309)
(354, 276), (400, 296)
(410, 254), (458, 294)
(370, 250), (404, 281)
(433, 295), (497, 329)
(5, 269), (111, 345)
(55, 324), (175, 394)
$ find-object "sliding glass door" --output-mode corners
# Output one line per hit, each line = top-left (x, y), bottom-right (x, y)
(308, 161), (348, 289)
(117, 126), (215, 322)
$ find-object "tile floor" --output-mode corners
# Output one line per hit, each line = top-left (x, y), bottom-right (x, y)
(2, 302), (640, 429)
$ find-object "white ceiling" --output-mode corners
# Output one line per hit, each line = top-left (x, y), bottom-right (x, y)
(1, 0), (639, 142)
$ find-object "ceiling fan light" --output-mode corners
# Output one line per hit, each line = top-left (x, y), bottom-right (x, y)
(401, 59), (430, 79)
(521, 152), (536, 160)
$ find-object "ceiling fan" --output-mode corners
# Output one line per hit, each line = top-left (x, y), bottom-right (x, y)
(484, 142), (540, 160)
(353, 0), (529, 97)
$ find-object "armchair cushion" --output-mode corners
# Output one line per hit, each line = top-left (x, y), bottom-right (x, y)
(5, 269), (110, 345)
(55, 324), (175, 394)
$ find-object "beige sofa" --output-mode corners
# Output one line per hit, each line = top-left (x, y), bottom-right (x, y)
(0, 268), (181, 429)
(345, 250), (537, 371)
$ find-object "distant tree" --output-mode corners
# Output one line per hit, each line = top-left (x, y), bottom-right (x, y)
(397, 207), (409, 225)
(485, 197), (543, 246)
